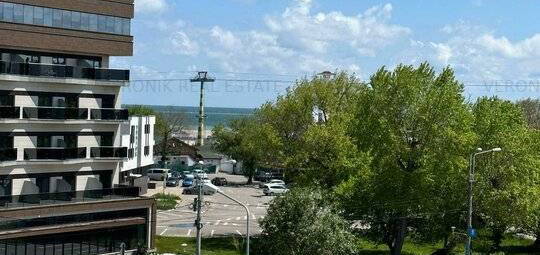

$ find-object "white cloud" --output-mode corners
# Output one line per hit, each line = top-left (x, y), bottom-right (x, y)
(399, 23), (540, 82)
(170, 31), (200, 56)
(264, 2), (410, 56)
(158, 0), (410, 75)
(135, 0), (168, 14)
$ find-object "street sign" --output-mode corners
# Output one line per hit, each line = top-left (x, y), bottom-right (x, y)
(467, 228), (477, 238)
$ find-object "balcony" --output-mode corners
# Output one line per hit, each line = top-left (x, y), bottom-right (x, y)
(0, 149), (17, 162)
(90, 147), (128, 159)
(0, 106), (20, 119)
(90, 108), (129, 121)
(24, 148), (87, 160)
(0, 61), (129, 81)
(22, 107), (88, 120)
(0, 187), (141, 209)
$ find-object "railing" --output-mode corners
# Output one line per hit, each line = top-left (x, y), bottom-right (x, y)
(0, 148), (17, 162)
(0, 106), (20, 119)
(90, 147), (128, 158)
(0, 61), (130, 81)
(22, 107), (88, 120)
(0, 187), (141, 210)
(90, 108), (129, 121)
(128, 148), (134, 159)
(24, 148), (87, 160)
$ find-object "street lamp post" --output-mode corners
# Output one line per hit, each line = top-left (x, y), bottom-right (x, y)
(204, 184), (250, 255)
(465, 147), (502, 255)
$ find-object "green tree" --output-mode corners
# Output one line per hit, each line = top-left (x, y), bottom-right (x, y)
(255, 72), (367, 187)
(257, 188), (357, 255)
(517, 98), (540, 129)
(212, 118), (281, 184)
(471, 97), (540, 250)
(340, 63), (475, 255)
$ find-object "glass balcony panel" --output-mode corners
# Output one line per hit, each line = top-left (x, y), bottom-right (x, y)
(0, 106), (20, 119)
(0, 61), (129, 81)
(0, 148), (16, 162)
(24, 147), (86, 160)
(90, 147), (127, 158)
(90, 109), (129, 121)
(22, 107), (88, 120)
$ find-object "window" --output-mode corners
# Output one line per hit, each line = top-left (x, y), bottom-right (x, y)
(145, 124), (150, 134)
(106, 16), (115, 33)
(43, 8), (52, 26)
(122, 18), (130, 35)
(13, 3), (22, 23)
(52, 8), (61, 27)
(130, 126), (135, 144)
(97, 15), (106, 32)
(3, 3), (13, 22)
(23, 5), (32, 24)
(89, 13), (98, 31)
(62, 10), (71, 29)
(0, 2), (131, 35)
(80, 13), (89, 30)
(33, 7), (44, 25)
(71, 11), (81, 29)
(114, 17), (123, 34)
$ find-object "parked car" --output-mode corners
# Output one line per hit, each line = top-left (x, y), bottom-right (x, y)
(181, 171), (192, 179)
(259, 179), (285, 188)
(263, 185), (289, 196)
(193, 170), (208, 179)
(166, 177), (180, 187)
(147, 168), (169, 181)
(182, 178), (194, 187)
(211, 177), (228, 186)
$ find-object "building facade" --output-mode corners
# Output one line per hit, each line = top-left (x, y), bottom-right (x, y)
(0, 1), (156, 255)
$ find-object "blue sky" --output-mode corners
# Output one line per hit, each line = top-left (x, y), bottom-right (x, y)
(114, 0), (540, 108)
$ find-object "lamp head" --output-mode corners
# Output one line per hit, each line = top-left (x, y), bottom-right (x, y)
(491, 147), (502, 152)
(476, 148), (483, 152)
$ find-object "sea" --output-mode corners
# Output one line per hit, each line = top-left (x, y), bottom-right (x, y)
(123, 105), (255, 130)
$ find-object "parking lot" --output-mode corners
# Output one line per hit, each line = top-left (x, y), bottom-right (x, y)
(147, 173), (275, 237)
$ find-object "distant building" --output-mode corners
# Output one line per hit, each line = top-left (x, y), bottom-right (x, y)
(120, 116), (156, 190)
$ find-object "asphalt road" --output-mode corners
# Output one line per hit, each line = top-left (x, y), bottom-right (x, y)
(153, 174), (275, 237)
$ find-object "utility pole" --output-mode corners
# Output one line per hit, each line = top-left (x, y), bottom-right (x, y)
(194, 174), (203, 255)
(191, 71), (215, 147)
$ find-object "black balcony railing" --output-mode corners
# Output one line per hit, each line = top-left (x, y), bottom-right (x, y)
(0, 186), (141, 209)
(0, 106), (20, 119)
(90, 147), (128, 158)
(0, 61), (130, 81)
(90, 108), (129, 121)
(0, 148), (17, 162)
(23, 107), (88, 120)
(24, 147), (87, 160)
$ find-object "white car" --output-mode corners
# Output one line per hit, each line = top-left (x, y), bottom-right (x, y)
(147, 168), (169, 181)
(259, 179), (285, 188)
(193, 170), (208, 179)
(263, 185), (289, 196)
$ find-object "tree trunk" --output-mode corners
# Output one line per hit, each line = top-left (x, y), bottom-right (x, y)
(247, 175), (253, 185)
(491, 226), (505, 251)
(387, 218), (408, 255)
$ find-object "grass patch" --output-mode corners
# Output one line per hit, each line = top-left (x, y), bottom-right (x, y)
(156, 236), (243, 255)
(152, 193), (181, 210)
(155, 235), (536, 255)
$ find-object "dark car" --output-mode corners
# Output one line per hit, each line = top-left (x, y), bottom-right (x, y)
(211, 177), (228, 186)
(182, 178), (194, 187)
(166, 177), (180, 187)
